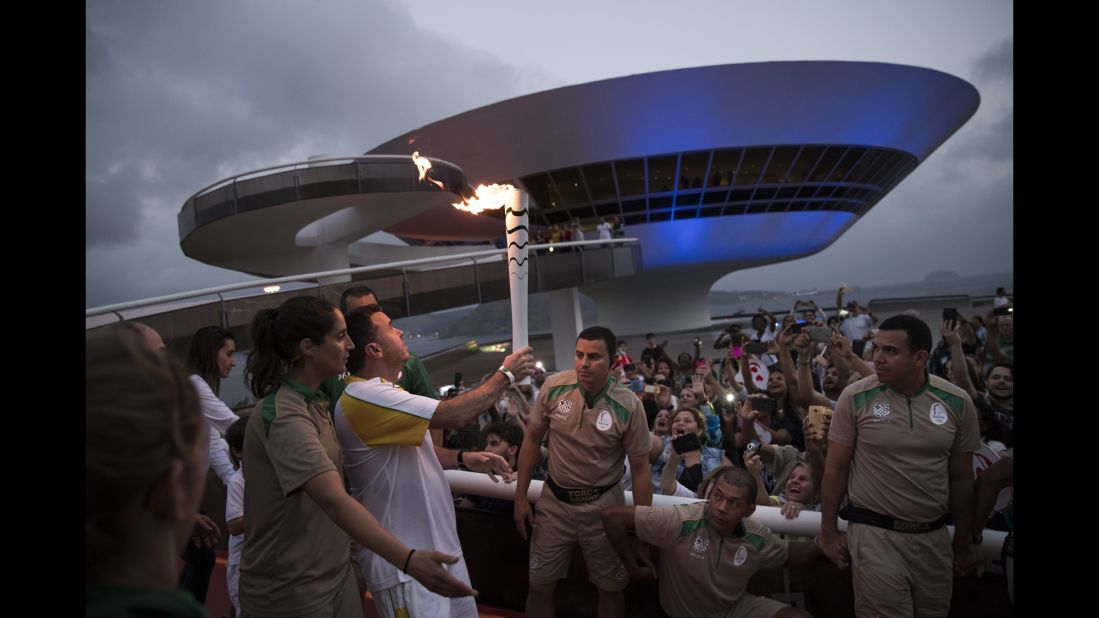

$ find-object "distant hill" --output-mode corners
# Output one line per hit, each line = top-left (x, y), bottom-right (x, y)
(923, 270), (961, 282)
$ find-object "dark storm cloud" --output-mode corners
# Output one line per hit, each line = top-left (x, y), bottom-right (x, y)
(929, 37), (1013, 183)
(86, 0), (525, 306)
(973, 36), (1012, 83)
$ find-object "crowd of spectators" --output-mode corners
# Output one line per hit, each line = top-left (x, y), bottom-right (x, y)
(87, 284), (1013, 617)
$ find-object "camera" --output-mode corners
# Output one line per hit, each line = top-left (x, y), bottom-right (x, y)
(807, 326), (832, 343)
(744, 440), (762, 455)
(744, 341), (768, 356)
(672, 432), (702, 454)
(751, 397), (776, 414)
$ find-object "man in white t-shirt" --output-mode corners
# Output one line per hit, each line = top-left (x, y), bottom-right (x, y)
(837, 302), (874, 341)
(335, 304), (536, 617)
(834, 287), (878, 343)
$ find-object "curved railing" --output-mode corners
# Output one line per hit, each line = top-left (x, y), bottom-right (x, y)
(178, 154), (468, 241)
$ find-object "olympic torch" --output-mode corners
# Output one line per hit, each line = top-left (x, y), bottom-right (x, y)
(449, 182), (531, 384)
(505, 190), (530, 377)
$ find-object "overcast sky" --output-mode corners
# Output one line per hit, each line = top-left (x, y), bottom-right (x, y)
(86, 0), (1012, 308)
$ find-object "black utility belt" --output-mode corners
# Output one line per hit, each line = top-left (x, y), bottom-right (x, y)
(545, 476), (616, 504)
(840, 505), (948, 534)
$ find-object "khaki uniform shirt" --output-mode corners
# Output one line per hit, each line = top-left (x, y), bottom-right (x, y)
(531, 370), (651, 488)
(636, 503), (788, 618)
(240, 379), (349, 616)
(829, 372), (980, 522)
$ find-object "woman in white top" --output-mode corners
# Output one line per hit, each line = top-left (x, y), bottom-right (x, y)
(186, 326), (241, 485)
(179, 326), (240, 603)
(748, 307), (778, 343)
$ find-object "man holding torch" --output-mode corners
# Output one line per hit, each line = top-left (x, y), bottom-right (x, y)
(335, 304), (536, 617)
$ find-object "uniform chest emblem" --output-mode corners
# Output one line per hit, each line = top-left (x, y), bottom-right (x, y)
(553, 399), (573, 420)
(692, 536), (710, 554)
(872, 402), (891, 418)
(929, 402), (949, 426)
(733, 545), (748, 566)
(596, 409), (613, 431)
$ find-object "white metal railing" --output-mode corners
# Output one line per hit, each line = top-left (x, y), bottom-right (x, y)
(444, 470), (1009, 561)
(185, 154), (465, 203)
(86, 238), (640, 319)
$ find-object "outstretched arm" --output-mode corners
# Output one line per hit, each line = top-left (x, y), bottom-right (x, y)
(790, 333), (831, 407)
(942, 321), (979, 400)
(304, 470), (477, 598)
(431, 347), (535, 429)
(600, 507), (655, 581)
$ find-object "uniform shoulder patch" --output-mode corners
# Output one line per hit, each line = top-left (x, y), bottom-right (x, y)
(852, 384), (889, 414)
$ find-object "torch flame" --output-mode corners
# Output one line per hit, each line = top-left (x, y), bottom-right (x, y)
(452, 183), (518, 214)
(411, 151), (445, 190)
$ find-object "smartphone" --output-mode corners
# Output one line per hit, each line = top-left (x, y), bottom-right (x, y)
(993, 306), (1010, 316)
(744, 341), (768, 356)
(453, 372), (463, 389)
(943, 307), (958, 327)
(624, 362), (637, 373)
(789, 322), (804, 334)
(643, 384), (660, 394)
(672, 432), (702, 454)
(752, 397), (776, 414)
(744, 439), (762, 456)
(695, 358), (707, 368)
(807, 405), (833, 430)
(808, 326), (832, 343)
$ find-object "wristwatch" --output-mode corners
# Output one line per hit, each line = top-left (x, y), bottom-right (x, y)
(457, 449), (469, 470)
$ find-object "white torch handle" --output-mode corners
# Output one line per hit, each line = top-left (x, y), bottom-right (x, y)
(505, 190), (530, 384)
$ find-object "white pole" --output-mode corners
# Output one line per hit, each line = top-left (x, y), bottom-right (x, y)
(506, 191), (531, 384)
(442, 470), (1009, 560)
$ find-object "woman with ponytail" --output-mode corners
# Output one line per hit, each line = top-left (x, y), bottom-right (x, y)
(240, 296), (475, 617)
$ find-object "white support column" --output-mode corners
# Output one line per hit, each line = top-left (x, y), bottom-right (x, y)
(548, 287), (583, 372)
(583, 267), (726, 336)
